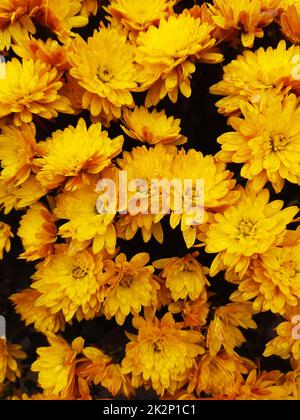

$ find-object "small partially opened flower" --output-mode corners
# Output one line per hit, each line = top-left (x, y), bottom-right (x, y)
(237, 370), (289, 400)
(31, 334), (85, 399)
(121, 106), (187, 146)
(0, 222), (13, 259)
(0, 58), (72, 126)
(18, 202), (57, 261)
(280, 1), (300, 44)
(80, 0), (99, 17)
(0, 339), (26, 383)
(36, 118), (123, 191)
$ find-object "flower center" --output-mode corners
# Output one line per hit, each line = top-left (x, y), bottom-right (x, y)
(279, 260), (296, 280)
(121, 274), (133, 288)
(72, 266), (89, 279)
(237, 219), (257, 239)
(269, 133), (289, 152)
(97, 66), (112, 83)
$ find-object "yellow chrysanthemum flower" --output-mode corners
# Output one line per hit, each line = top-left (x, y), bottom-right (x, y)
(54, 185), (117, 255)
(69, 27), (138, 124)
(121, 106), (187, 146)
(36, 118), (123, 191)
(231, 240), (300, 315)
(153, 252), (210, 301)
(116, 145), (176, 244)
(206, 187), (299, 277)
(169, 291), (210, 328)
(280, 1), (300, 44)
(136, 14), (220, 107)
(122, 311), (205, 396)
(18, 202), (57, 261)
(208, 0), (280, 48)
(0, 123), (42, 186)
(11, 288), (65, 333)
(264, 306), (300, 360)
(105, 0), (176, 33)
(206, 303), (257, 356)
(0, 222), (13, 259)
(13, 38), (70, 70)
(0, 58), (72, 126)
(32, 245), (104, 322)
(101, 364), (134, 398)
(36, 0), (88, 42)
(170, 149), (239, 248)
(217, 94), (300, 193)
(210, 40), (300, 116)
(59, 74), (85, 114)
(0, 0), (42, 51)
(188, 351), (254, 398)
(0, 339), (26, 383)
(101, 252), (157, 325)
(31, 334), (85, 399)
(80, 0), (99, 17)
(237, 370), (288, 400)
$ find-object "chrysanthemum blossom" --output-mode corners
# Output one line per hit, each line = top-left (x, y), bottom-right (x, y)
(0, 58), (73, 126)
(31, 334), (85, 399)
(217, 94), (300, 193)
(154, 252), (210, 301)
(122, 311), (204, 396)
(18, 202), (57, 261)
(136, 14), (220, 106)
(80, 0), (99, 17)
(208, 0), (281, 48)
(0, 222), (13, 259)
(105, 0), (176, 33)
(0, 339), (26, 383)
(280, 1), (300, 44)
(210, 41), (300, 116)
(69, 28), (138, 124)
(54, 185), (117, 255)
(237, 370), (289, 400)
(121, 106), (187, 146)
(170, 149), (239, 248)
(11, 288), (65, 334)
(0, 0), (42, 51)
(36, 118), (124, 191)
(32, 245), (104, 322)
(206, 303), (257, 356)
(206, 187), (299, 277)
(0, 123), (42, 185)
(101, 253), (158, 325)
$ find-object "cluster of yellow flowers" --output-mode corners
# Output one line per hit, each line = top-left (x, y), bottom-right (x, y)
(0, 0), (300, 400)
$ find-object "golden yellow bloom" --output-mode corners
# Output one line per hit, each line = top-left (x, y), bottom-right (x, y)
(102, 363), (134, 398)
(69, 27), (138, 124)
(101, 253), (157, 325)
(280, 1), (300, 44)
(207, 303), (257, 356)
(168, 290), (210, 328)
(18, 202), (57, 261)
(80, 0), (99, 17)
(237, 370), (288, 400)
(154, 252), (209, 301)
(0, 0), (42, 51)
(284, 362), (300, 399)
(122, 311), (204, 396)
(210, 41), (300, 116)
(116, 145), (176, 244)
(206, 187), (299, 277)
(31, 334), (84, 399)
(0, 123), (42, 185)
(136, 14), (220, 107)
(264, 306), (300, 360)
(0, 339), (26, 383)
(36, 118), (123, 191)
(0, 222), (13, 259)
(188, 351), (253, 398)
(11, 288), (65, 334)
(54, 185), (117, 255)
(217, 94), (300, 193)
(121, 106), (187, 146)
(208, 0), (280, 48)
(32, 245), (104, 322)
(13, 37), (70, 70)
(0, 58), (72, 126)
(231, 242), (300, 315)
(59, 74), (85, 114)
(36, 0), (88, 42)
(105, 0), (176, 33)
(170, 149), (239, 248)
